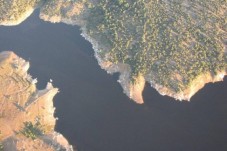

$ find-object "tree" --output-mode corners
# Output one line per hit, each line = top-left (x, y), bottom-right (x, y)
(0, 143), (3, 151)
(19, 119), (44, 140)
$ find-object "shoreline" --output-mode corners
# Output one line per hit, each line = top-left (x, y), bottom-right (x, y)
(0, 7), (35, 26)
(80, 26), (227, 103)
(1, 2), (226, 104)
(0, 51), (73, 151)
(56, 15), (227, 104)
(149, 71), (227, 101)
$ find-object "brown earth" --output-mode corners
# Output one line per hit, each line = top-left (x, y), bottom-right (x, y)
(0, 51), (73, 151)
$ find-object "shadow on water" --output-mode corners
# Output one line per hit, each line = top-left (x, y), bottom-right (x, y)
(0, 11), (226, 151)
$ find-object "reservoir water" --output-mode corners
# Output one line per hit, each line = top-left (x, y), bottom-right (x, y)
(0, 11), (227, 151)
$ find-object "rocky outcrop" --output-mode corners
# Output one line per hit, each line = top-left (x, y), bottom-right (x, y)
(0, 51), (73, 151)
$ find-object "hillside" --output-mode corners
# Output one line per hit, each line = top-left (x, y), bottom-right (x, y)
(0, 51), (73, 151)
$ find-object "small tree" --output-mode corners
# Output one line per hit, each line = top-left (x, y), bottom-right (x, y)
(19, 119), (44, 140)
(0, 142), (3, 151)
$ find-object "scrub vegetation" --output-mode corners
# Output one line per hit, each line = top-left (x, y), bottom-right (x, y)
(0, 0), (42, 23)
(19, 119), (44, 140)
(83, 0), (227, 92)
(0, 0), (226, 100)
(0, 142), (3, 151)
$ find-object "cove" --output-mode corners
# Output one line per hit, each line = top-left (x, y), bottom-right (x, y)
(0, 11), (227, 151)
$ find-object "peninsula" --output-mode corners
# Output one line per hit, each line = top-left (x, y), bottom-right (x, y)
(0, 0), (226, 104)
(0, 51), (73, 151)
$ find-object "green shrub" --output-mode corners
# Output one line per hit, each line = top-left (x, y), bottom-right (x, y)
(0, 143), (3, 151)
(19, 120), (44, 140)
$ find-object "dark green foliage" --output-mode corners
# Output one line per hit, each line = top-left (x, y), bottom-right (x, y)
(0, 0), (41, 23)
(85, 0), (227, 92)
(0, 142), (3, 151)
(19, 119), (44, 140)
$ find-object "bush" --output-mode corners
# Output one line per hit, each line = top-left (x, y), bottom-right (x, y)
(19, 120), (44, 140)
(0, 143), (3, 151)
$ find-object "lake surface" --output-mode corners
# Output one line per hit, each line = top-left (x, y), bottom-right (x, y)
(0, 11), (227, 151)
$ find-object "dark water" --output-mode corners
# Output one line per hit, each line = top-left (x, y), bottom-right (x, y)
(0, 11), (227, 151)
